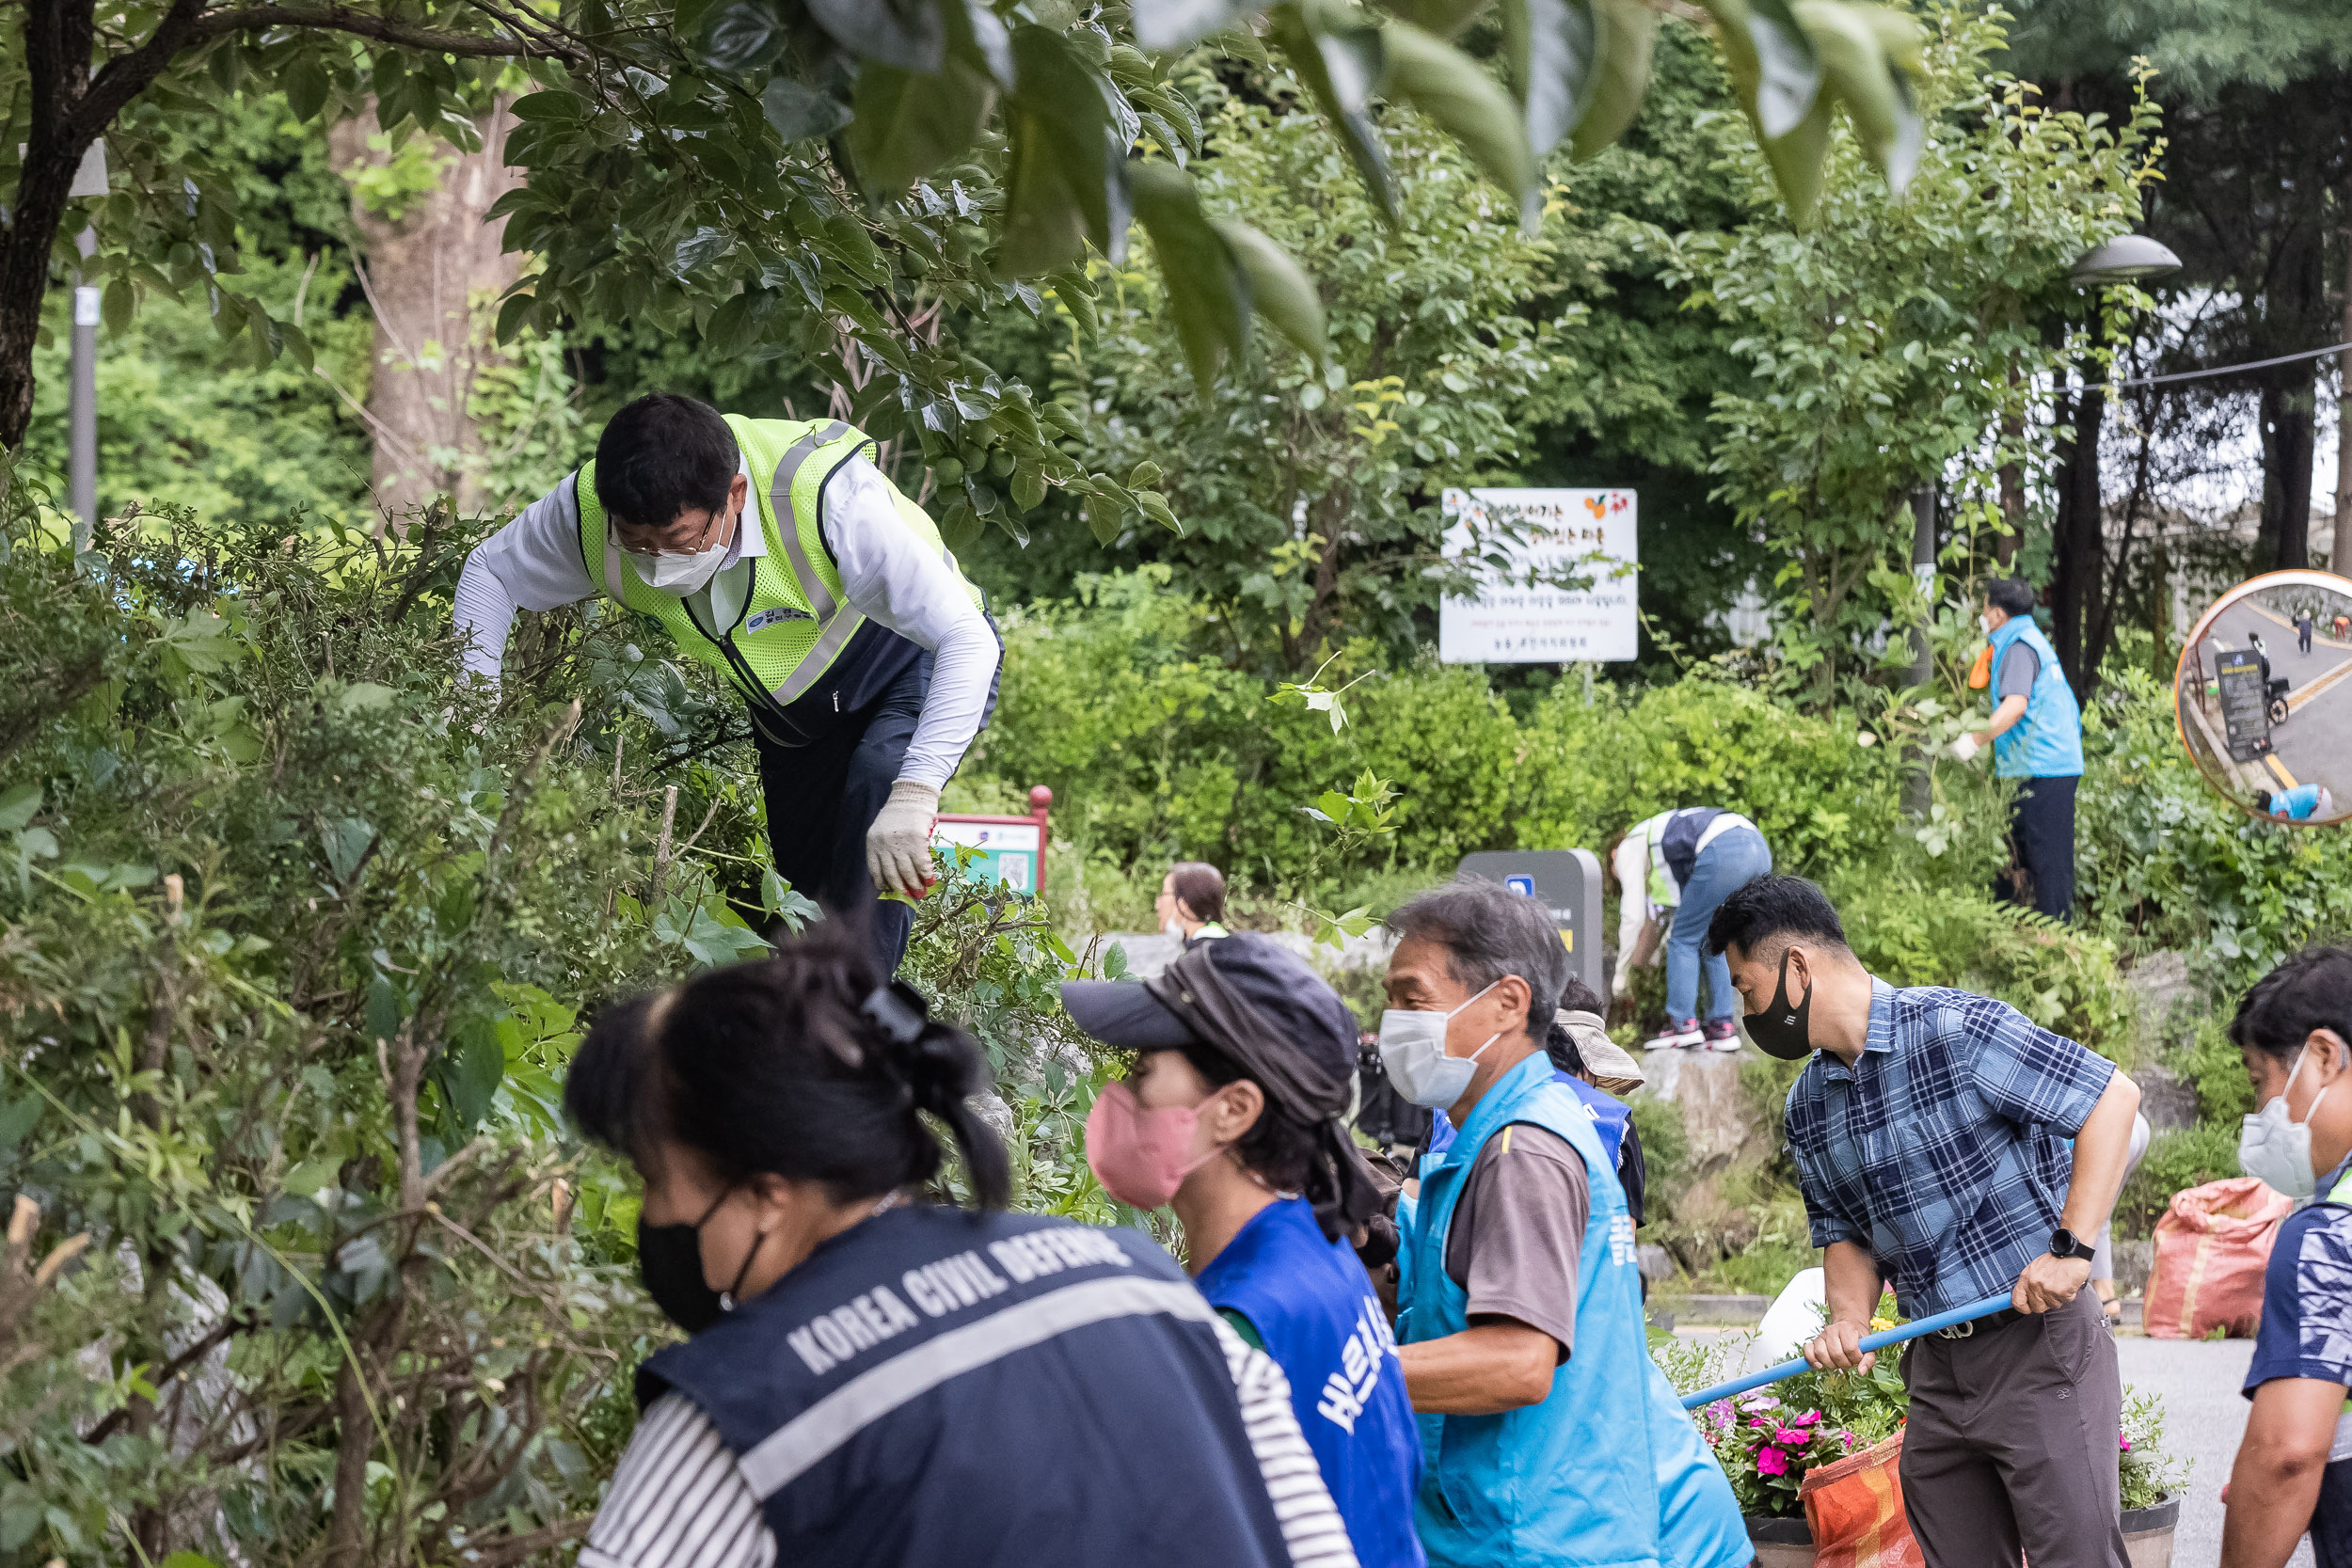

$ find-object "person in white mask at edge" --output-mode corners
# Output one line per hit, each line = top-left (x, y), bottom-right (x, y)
(1375, 876), (1747, 1568)
(2222, 946), (2352, 1568)
(451, 393), (1001, 975)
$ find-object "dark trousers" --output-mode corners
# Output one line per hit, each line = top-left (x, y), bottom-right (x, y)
(1899, 1290), (2125, 1568)
(752, 654), (930, 976)
(1996, 773), (2077, 923)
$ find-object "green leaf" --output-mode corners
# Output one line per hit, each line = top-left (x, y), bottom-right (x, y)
(439, 1017), (506, 1132)
(1379, 22), (1538, 225)
(1217, 220), (1327, 366)
(1565, 0), (1656, 160)
(283, 55), (332, 122)
(1800, 0), (1919, 193)
(1266, 4), (1396, 221)
(509, 90), (583, 123)
(330, 681), (397, 715)
(806, 0), (946, 72)
(494, 292), (538, 345)
(761, 76), (854, 143)
(1130, 0), (1274, 51)
(1708, 0), (1821, 141)
(699, 0), (788, 71)
(848, 59), (994, 190)
(101, 277), (134, 333)
(1392, 0), (1488, 40)
(996, 27), (1131, 274)
(1759, 90), (1835, 226)
(1129, 164), (1246, 397)
(321, 817), (375, 885)
(0, 784), (40, 835)
(156, 611), (242, 673)
(0, 1094), (42, 1155)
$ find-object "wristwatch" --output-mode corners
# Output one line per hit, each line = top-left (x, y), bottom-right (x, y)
(2049, 1227), (2095, 1261)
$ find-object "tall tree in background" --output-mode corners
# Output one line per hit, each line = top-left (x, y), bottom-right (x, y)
(328, 97), (526, 519)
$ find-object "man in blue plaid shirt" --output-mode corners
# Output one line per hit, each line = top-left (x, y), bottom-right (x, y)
(1706, 876), (2142, 1568)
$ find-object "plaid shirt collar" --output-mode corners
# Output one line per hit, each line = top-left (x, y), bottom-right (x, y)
(1802, 977), (1896, 1085)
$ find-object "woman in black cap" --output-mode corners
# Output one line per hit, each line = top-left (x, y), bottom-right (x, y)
(564, 924), (1357, 1568)
(1064, 933), (1425, 1568)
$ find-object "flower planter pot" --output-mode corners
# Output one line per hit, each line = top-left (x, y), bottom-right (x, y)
(1743, 1512), (1815, 1568)
(2122, 1496), (2181, 1568)
(1744, 1497), (2180, 1568)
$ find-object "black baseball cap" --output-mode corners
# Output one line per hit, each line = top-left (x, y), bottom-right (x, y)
(1060, 931), (1359, 1082)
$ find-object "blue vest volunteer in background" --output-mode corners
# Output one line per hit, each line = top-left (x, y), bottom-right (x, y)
(1064, 933), (1422, 1568)
(564, 927), (1355, 1568)
(1961, 578), (2083, 925)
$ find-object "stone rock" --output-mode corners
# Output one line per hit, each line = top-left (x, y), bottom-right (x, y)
(968, 1091), (1016, 1142)
(2112, 1239), (2153, 1296)
(1638, 1243), (1676, 1283)
(2134, 1060), (2201, 1133)
(1645, 1052), (1757, 1171)
(2122, 950), (2193, 1028)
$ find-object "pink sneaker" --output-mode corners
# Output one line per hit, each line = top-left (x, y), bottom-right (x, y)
(1643, 1018), (1704, 1052)
(1703, 1018), (1742, 1052)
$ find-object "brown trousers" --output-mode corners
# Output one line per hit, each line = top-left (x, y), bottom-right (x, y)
(1899, 1289), (2126, 1568)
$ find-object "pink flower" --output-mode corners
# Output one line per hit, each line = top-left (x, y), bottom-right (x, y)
(1774, 1428), (1811, 1447)
(1756, 1447), (1790, 1477)
(2120, 1435), (2133, 1451)
(1794, 1411), (1823, 1426)
(1740, 1395), (1783, 1413)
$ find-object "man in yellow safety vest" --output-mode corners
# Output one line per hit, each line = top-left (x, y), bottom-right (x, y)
(452, 392), (1000, 972)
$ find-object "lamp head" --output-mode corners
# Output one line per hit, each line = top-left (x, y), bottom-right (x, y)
(2070, 234), (2183, 286)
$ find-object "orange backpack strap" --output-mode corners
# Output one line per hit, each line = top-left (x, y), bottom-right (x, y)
(1967, 645), (1994, 690)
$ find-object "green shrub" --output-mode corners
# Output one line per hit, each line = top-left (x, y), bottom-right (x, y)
(2116, 1124), (2243, 1239)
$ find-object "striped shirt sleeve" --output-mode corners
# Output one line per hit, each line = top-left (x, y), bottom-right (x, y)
(580, 1393), (775, 1568)
(1210, 1314), (1362, 1568)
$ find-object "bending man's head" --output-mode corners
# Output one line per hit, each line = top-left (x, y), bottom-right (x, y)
(1982, 577), (2036, 632)
(595, 393), (748, 555)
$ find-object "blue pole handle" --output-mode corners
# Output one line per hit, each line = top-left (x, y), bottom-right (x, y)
(1677, 1292), (2015, 1411)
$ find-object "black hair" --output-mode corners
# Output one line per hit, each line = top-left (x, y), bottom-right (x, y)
(2229, 946), (2352, 1066)
(1704, 874), (1850, 960)
(594, 393), (740, 531)
(1386, 876), (1568, 1039)
(1169, 1036), (1376, 1242)
(2255, 790), (2275, 812)
(1987, 578), (2038, 618)
(565, 922), (1010, 1207)
(1558, 975), (1606, 1015)
(1168, 862), (1227, 925)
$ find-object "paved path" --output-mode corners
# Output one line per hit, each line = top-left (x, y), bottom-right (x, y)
(2117, 1335), (2312, 1568)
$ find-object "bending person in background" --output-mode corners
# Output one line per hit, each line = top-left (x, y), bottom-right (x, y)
(564, 925), (1355, 1568)
(1611, 809), (1773, 1052)
(1062, 933), (1423, 1568)
(453, 393), (1003, 974)
(2221, 947), (2352, 1568)
(2258, 784), (2335, 822)
(1378, 878), (1746, 1568)
(1156, 861), (1231, 944)
(1708, 875), (2141, 1568)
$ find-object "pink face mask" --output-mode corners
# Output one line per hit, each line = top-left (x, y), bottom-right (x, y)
(1084, 1082), (1227, 1211)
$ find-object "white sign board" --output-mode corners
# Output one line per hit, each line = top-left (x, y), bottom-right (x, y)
(1438, 487), (1638, 663)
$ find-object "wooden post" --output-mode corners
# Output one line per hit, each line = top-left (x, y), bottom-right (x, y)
(1028, 785), (1053, 892)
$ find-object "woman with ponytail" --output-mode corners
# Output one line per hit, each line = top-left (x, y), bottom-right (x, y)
(566, 923), (1354, 1568)
(1062, 932), (1424, 1568)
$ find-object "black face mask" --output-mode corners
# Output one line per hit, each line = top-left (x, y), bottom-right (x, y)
(1743, 949), (1815, 1061)
(637, 1188), (764, 1335)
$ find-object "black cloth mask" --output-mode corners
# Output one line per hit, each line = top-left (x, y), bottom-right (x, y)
(1744, 948), (1815, 1061)
(637, 1187), (764, 1334)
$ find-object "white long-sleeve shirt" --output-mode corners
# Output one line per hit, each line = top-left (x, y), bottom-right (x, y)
(452, 456), (995, 790)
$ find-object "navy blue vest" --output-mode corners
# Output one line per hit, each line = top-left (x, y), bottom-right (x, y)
(1193, 1198), (1425, 1568)
(640, 1206), (1293, 1568)
(1658, 807), (1723, 890)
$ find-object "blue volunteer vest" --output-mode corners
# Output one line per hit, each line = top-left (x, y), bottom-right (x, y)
(641, 1205), (1294, 1568)
(1428, 1069), (1629, 1167)
(1400, 1053), (1747, 1568)
(1987, 616), (2084, 780)
(1195, 1197), (1425, 1568)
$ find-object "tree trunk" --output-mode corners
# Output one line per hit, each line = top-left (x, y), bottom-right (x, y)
(2050, 377), (2106, 698)
(2334, 226), (2352, 575)
(2260, 367), (2318, 572)
(328, 101), (525, 523)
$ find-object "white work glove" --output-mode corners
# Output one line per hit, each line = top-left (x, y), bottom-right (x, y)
(866, 780), (941, 897)
(1948, 733), (1981, 764)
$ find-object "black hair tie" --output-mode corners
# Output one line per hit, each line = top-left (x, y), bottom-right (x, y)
(863, 983), (970, 1115)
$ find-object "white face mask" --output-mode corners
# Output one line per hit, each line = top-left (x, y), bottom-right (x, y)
(1979, 612), (1994, 634)
(623, 507), (735, 596)
(1163, 918), (1187, 939)
(2240, 1044), (2334, 1200)
(1378, 980), (1503, 1109)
